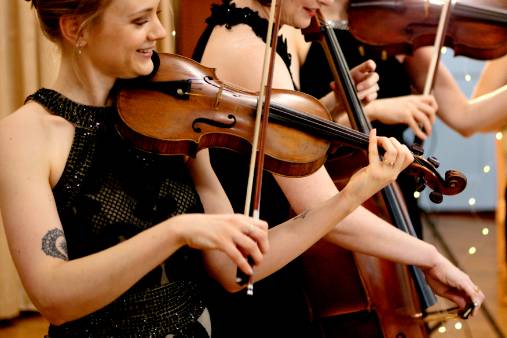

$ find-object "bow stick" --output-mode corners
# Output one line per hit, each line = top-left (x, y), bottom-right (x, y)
(236, 0), (283, 296)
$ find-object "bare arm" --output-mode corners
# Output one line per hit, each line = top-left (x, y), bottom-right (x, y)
(473, 55), (507, 97)
(202, 27), (484, 309)
(0, 106), (267, 324)
(200, 24), (413, 290)
(405, 47), (507, 136)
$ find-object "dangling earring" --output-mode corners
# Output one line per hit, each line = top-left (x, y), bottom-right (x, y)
(76, 39), (85, 55)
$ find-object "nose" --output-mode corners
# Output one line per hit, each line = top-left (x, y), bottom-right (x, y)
(149, 16), (167, 41)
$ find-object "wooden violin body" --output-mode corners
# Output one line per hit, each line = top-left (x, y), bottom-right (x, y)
(347, 0), (507, 60)
(115, 52), (465, 198)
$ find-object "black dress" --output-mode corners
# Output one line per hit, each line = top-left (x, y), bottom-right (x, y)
(193, 1), (313, 337)
(300, 28), (424, 239)
(27, 88), (210, 338)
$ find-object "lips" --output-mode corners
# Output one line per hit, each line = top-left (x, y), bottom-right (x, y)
(304, 7), (317, 16)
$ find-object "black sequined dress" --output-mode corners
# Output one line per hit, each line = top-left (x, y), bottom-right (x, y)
(27, 88), (210, 338)
(193, 1), (313, 337)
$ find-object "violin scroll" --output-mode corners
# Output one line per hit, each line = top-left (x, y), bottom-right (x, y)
(405, 154), (467, 204)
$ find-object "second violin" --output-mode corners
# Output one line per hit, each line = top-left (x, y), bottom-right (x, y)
(347, 0), (507, 60)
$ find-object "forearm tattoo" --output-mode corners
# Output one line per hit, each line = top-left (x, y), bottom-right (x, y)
(293, 209), (309, 221)
(41, 228), (68, 260)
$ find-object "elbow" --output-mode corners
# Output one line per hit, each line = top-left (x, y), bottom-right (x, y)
(220, 280), (244, 293)
(32, 293), (81, 325)
(454, 125), (476, 138)
(36, 301), (72, 326)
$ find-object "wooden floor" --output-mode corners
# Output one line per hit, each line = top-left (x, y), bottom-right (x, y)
(0, 212), (506, 338)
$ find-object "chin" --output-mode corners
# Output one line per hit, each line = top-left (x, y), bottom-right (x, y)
(297, 19), (312, 29)
(135, 62), (155, 77)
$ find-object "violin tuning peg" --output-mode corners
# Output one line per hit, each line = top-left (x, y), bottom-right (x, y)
(427, 156), (440, 169)
(429, 191), (443, 204)
(414, 177), (426, 192)
(410, 143), (424, 156)
(415, 178), (426, 192)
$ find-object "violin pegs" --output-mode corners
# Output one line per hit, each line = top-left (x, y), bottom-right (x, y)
(409, 143), (424, 156)
(415, 178), (426, 192)
(429, 191), (443, 204)
(427, 156), (440, 169)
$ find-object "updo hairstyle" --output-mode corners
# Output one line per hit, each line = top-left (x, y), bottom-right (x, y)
(24, 0), (111, 42)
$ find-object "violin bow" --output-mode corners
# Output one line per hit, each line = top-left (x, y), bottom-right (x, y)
(236, 0), (283, 295)
(412, 0), (454, 149)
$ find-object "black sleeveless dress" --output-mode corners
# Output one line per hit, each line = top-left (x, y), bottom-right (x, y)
(300, 28), (424, 239)
(193, 1), (314, 337)
(27, 88), (210, 338)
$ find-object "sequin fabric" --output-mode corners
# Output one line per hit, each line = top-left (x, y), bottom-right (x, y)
(26, 88), (209, 338)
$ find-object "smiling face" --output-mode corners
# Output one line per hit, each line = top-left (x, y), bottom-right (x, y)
(82, 0), (167, 79)
(280, 0), (333, 28)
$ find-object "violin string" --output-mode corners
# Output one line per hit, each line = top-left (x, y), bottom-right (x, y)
(455, 1), (507, 23)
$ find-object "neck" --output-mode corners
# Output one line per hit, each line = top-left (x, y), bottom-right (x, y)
(51, 50), (115, 107)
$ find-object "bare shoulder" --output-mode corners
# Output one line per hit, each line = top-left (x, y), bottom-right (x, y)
(0, 103), (49, 153)
(0, 102), (71, 176)
(202, 25), (295, 91)
(202, 25), (267, 88)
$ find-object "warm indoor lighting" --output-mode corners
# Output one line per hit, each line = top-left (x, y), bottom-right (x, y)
(468, 246), (477, 255)
(483, 165), (491, 173)
(468, 198), (476, 206)
(414, 191), (421, 199)
(438, 325), (447, 333)
(454, 321), (463, 330)
(482, 227), (489, 236)
(496, 132), (503, 140)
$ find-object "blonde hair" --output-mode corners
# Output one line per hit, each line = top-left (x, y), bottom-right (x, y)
(25, 0), (112, 42)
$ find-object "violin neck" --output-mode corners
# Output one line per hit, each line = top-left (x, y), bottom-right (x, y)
(455, 2), (507, 24)
(269, 102), (369, 148)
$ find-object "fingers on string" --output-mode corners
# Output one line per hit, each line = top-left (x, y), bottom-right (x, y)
(391, 137), (413, 168)
(377, 136), (398, 167)
(368, 128), (379, 164)
(357, 59), (377, 73)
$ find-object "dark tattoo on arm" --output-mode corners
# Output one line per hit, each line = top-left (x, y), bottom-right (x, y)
(293, 209), (309, 221)
(41, 228), (68, 261)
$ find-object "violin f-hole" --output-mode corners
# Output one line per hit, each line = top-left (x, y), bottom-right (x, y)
(192, 114), (237, 133)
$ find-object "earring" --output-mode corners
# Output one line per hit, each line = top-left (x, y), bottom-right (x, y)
(76, 40), (85, 55)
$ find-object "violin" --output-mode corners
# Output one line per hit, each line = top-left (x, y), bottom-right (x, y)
(114, 52), (465, 198)
(347, 0), (507, 60)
